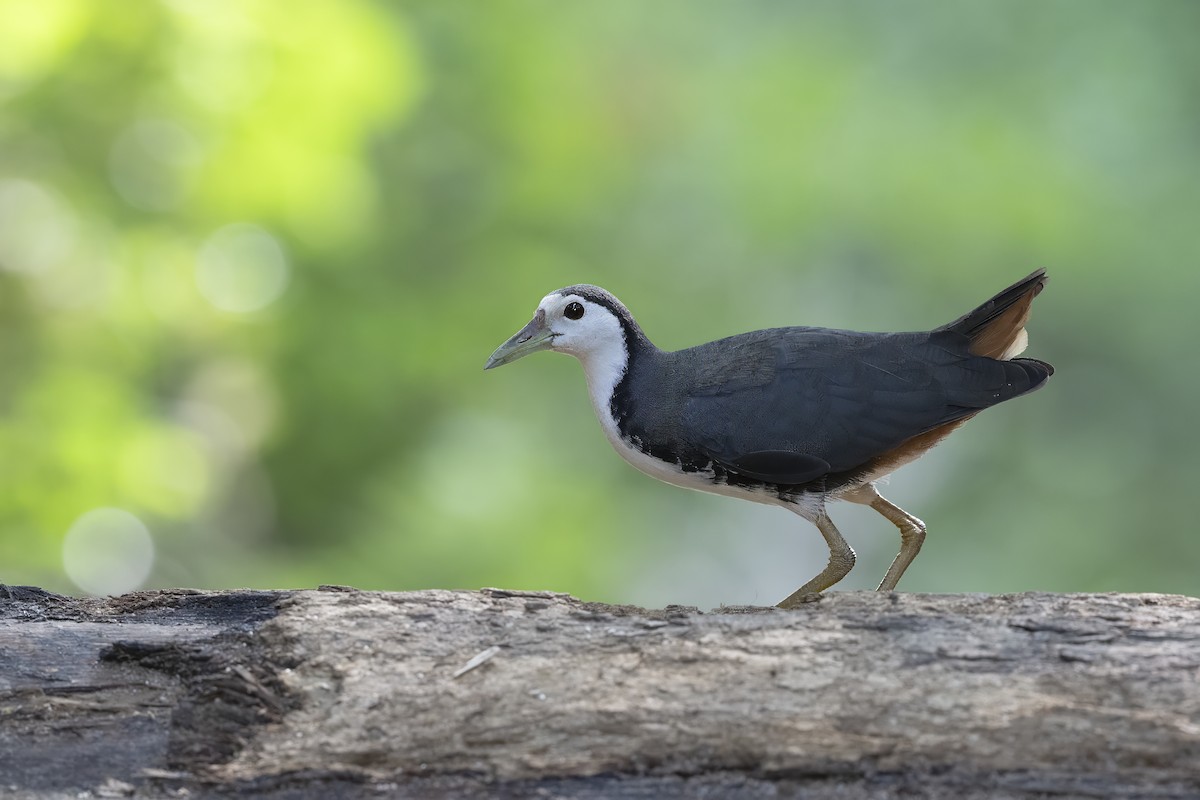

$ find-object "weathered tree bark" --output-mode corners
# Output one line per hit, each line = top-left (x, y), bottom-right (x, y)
(1, 586), (1198, 799)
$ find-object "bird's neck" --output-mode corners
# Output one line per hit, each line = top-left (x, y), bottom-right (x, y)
(578, 338), (632, 445)
(578, 325), (659, 446)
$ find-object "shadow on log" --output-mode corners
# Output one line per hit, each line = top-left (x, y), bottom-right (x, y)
(2, 585), (1199, 799)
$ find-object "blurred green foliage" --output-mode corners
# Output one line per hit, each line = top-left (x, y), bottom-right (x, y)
(1, 1), (1197, 605)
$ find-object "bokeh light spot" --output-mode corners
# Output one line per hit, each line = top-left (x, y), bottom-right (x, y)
(0, 179), (76, 275)
(195, 223), (289, 313)
(62, 508), (155, 596)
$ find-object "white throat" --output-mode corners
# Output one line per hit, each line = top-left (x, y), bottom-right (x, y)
(574, 336), (630, 445)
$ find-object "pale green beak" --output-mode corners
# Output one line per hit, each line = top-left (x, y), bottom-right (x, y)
(484, 310), (555, 370)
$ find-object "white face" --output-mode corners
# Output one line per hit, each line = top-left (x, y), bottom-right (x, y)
(483, 286), (633, 444)
(538, 292), (625, 363)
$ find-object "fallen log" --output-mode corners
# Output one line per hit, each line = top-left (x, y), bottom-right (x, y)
(2, 585), (1198, 798)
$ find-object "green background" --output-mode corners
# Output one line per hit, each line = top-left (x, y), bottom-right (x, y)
(2, 1), (1195, 607)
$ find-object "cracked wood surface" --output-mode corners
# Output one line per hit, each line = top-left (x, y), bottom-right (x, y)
(2, 586), (1199, 798)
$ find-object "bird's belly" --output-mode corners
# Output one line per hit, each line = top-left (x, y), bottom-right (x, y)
(607, 429), (822, 512)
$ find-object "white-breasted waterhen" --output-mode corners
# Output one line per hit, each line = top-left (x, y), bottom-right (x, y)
(485, 270), (1051, 607)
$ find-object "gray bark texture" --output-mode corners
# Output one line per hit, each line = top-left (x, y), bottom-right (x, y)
(1, 585), (1199, 799)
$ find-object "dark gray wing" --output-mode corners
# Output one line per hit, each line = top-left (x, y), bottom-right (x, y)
(720, 450), (831, 484)
(673, 327), (1047, 484)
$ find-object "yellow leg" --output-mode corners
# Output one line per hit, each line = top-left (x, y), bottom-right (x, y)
(844, 484), (927, 592)
(777, 512), (856, 609)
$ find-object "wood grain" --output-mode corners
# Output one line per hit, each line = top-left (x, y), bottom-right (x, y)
(3, 585), (1198, 798)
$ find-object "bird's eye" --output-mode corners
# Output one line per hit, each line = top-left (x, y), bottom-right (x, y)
(564, 301), (585, 320)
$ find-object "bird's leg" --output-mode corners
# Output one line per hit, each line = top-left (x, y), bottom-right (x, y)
(872, 498), (926, 591)
(777, 511), (856, 609)
(843, 484), (926, 591)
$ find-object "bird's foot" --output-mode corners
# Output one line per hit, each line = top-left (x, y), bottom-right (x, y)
(776, 591), (824, 610)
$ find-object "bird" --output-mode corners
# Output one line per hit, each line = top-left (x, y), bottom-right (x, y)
(484, 270), (1052, 607)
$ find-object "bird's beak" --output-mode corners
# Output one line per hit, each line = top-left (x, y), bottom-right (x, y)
(484, 311), (555, 370)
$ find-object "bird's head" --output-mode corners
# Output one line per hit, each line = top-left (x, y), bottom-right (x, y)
(484, 285), (638, 371)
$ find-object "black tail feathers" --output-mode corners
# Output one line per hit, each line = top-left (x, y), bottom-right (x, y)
(938, 269), (1049, 362)
(939, 269), (1047, 341)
